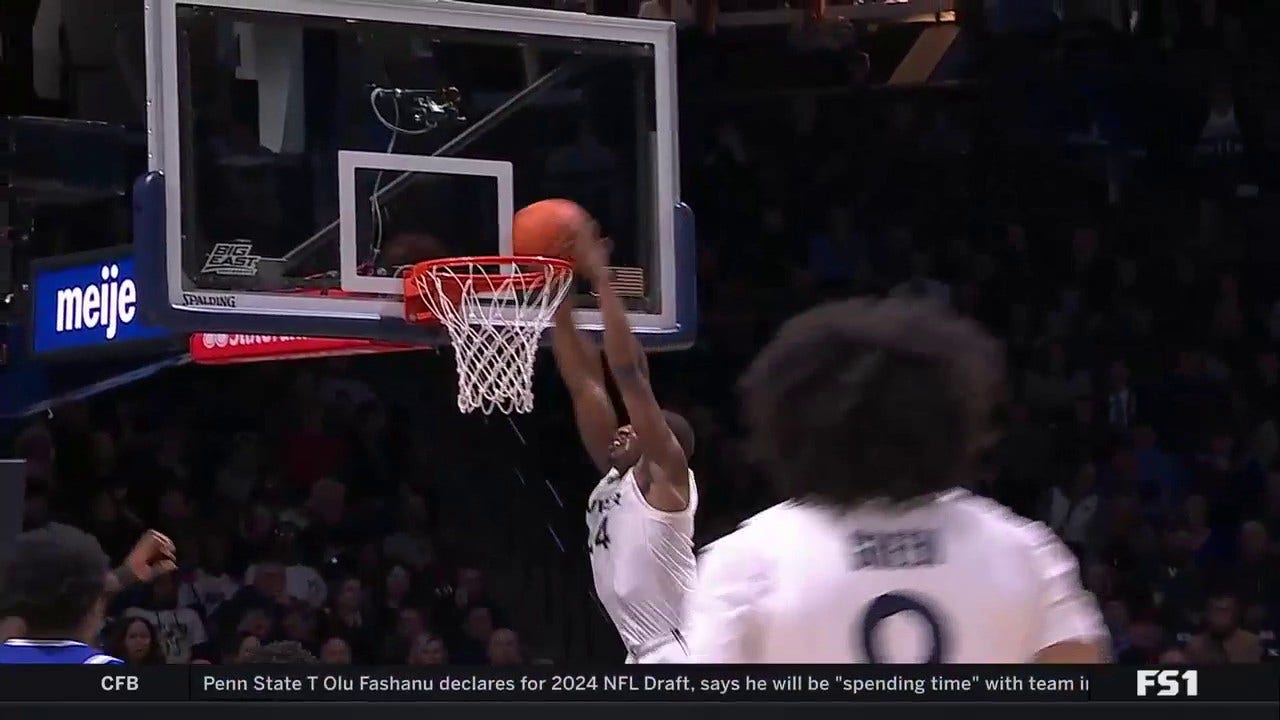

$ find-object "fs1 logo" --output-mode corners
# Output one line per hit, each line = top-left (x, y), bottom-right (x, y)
(1136, 670), (1199, 697)
(200, 242), (261, 277)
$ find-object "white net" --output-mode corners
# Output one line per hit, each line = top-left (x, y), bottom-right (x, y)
(412, 258), (574, 414)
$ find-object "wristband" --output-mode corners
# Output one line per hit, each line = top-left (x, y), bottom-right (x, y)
(111, 564), (140, 593)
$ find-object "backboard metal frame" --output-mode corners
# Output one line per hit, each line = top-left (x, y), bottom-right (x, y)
(337, 152), (515, 296)
(139, 0), (693, 349)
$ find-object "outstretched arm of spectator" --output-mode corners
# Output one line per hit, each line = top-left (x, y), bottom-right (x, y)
(106, 530), (177, 595)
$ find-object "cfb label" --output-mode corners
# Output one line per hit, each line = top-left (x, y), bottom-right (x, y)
(101, 675), (140, 692)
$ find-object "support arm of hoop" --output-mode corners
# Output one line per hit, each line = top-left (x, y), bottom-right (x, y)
(587, 263), (690, 509)
(551, 301), (618, 474)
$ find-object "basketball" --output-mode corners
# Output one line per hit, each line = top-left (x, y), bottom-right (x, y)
(512, 199), (588, 259)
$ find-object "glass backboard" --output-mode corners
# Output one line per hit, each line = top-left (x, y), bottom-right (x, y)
(135, 0), (695, 348)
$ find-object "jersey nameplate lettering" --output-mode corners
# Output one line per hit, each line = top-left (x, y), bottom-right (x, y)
(849, 530), (941, 570)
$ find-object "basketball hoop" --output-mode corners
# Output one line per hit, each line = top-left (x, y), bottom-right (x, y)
(406, 255), (575, 415)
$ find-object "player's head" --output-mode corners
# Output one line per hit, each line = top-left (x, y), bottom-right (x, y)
(738, 297), (1002, 507)
(239, 640), (319, 664)
(0, 524), (113, 642)
(608, 410), (695, 471)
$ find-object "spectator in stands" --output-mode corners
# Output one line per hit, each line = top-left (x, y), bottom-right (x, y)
(451, 605), (496, 665)
(319, 637), (353, 665)
(1148, 521), (1208, 634)
(487, 628), (524, 666)
(154, 428), (192, 488)
(1133, 425), (1182, 520)
(231, 504), (276, 572)
(1024, 342), (1091, 415)
(104, 617), (166, 665)
(374, 566), (416, 627)
(383, 499), (435, 574)
(323, 576), (377, 662)
(119, 573), (209, 664)
(240, 640), (318, 664)
(284, 407), (349, 491)
(299, 478), (356, 555)
(408, 633), (449, 665)
(378, 606), (428, 664)
(1103, 360), (1140, 434)
(1043, 460), (1102, 547)
(178, 535), (240, 619)
(245, 524), (327, 609)
(890, 251), (950, 306)
(1226, 522), (1277, 616)
(215, 433), (264, 506)
(238, 608), (275, 642)
(227, 634), (261, 664)
(1116, 607), (1169, 664)
(1182, 494), (1226, 565)
(214, 561), (288, 642)
(85, 488), (142, 563)
(281, 603), (321, 656)
(442, 565), (499, 625)
(1186, 592), (1263, 663)
(156, 488), (194, 538)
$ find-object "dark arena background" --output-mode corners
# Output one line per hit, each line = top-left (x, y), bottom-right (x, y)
(2, 0), (1280, 717)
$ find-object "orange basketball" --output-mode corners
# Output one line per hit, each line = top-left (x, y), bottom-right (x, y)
(512, 199), (588, 259)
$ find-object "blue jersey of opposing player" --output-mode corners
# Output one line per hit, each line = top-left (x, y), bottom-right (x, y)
(0, 638), (122, 664)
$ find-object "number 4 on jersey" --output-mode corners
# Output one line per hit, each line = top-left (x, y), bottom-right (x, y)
(589, 517), (612, 553)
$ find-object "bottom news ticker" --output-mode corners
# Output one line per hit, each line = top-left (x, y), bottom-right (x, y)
(0, 665), (1274, 703)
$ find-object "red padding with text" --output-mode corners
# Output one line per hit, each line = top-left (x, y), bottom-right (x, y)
(190, 333), (421, 365)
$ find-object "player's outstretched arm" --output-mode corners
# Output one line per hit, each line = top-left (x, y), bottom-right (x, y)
(574, 225), (690, 507)
(551, 296), (618, 474)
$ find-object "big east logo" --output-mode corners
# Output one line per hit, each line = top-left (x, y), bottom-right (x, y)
(200, 243), (262, 277)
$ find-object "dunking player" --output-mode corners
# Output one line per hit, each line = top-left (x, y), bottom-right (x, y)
(0, 525), (177, 664)
(683, 298), (1107, 663)
(550, 222), (697, 664)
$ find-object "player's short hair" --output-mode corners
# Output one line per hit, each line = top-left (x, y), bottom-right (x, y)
(0, 524), (110, 634)
(662, 410), (696, 460)
(738, 297), (1002, 508)
(239, 640), (319, 664)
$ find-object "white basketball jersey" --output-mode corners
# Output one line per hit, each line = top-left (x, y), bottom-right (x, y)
(586, 465), (698, 656)
(683, 489), (1105, 663)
